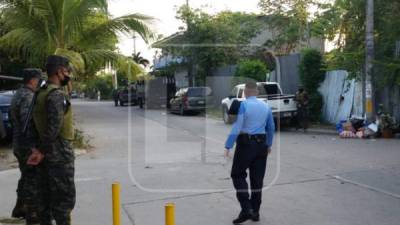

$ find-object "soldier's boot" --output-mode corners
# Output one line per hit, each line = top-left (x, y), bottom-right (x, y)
(25, 212), (40, 225)
(11, 198), (26, 218)
(25, 206), (40, 225)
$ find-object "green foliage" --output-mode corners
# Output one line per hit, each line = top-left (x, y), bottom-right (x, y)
(83, 73), (114, 99)
(160, 6), (262, 82)
(299, 49), (325, 91)
(258, 0), (328, 55)
(0, 0), (152, 79)
(234, 59), (269, 82)
(315, 0), (400, 87)
(132, 52), (150, 67)
(299, 48), (325, 121)
(308, 92), (323, 122)
(72, 128), (92, 150)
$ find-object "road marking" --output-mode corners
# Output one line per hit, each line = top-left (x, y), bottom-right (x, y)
(331, 175), (400, 199)
(76, 177), (103, 182)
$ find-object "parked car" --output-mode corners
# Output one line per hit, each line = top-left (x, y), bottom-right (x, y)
(169, 87), (214, 115)
(118, 87), (138, 106)
(221, 82), (297, 124)
(0, 90), (15, 140)
(70, 91), (79, 99)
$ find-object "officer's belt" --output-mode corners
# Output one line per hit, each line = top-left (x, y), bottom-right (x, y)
(238, 133), (266, 143)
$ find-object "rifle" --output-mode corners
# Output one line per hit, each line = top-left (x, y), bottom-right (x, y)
(22, 79), (45, 135)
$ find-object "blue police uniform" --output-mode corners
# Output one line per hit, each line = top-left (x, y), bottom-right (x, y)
(225, 96), (275, 215)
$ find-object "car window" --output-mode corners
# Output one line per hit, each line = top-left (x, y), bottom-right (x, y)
(0, 92), (13, 105)
(187, 87), (212, 97)
(258, 84), (280, 96)
(238, 89), (244, 98)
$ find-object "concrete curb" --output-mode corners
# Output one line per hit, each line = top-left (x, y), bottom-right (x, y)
(282, 128), (337, 136)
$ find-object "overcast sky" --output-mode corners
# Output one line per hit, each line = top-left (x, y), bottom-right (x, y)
(108, 0), (261, 61)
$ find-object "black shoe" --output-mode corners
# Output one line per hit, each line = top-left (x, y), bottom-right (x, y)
(11, 199), (26, 218)
(251, 212), (260, 222)
(232, 211), (254, 224)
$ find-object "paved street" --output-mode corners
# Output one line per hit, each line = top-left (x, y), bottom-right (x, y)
(1, 100), (400, 225)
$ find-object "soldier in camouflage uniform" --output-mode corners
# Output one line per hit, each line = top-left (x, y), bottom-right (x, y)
(10, 68), (42, 224)
(27, 55), (75, 225)
(295, 87), (310, 131)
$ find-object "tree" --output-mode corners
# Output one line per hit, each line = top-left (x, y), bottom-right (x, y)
(132, 52), (150, 67)
(258, 0), (328, 55)
(234, 59), (269, 82)
(165, 6), (262, 84)
(0, 0), (153, 79)
(299, 48), (325, 121)
(315, 0), (400, 86)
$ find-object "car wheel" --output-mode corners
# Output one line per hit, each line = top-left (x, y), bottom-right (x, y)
(120, 101), (124, 106)
(179, 105), (185, 116)
(222, 106), (234, 124)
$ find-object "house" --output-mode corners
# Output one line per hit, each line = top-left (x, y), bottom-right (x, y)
(151, 15), (326, 101)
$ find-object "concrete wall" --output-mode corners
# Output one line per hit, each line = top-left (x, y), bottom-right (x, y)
(206, 65), (237, 106)
(270, 54), (301, 95)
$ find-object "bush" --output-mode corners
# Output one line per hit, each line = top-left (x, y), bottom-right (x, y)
(234, 59), (269, 82)
(299, 49), (326, 121)
(84, 75), (114, 99)
(299, 49), (326, 91)
(308, 92), (323, 121)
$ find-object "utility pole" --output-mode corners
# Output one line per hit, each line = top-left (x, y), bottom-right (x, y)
(133, 32), (137, 55)
(185, 0), (194, 87)
(365, 0), (374, 121)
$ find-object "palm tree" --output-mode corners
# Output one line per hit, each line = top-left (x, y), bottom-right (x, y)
(0, 0), (154, 79)
(132, 52), (150, 67)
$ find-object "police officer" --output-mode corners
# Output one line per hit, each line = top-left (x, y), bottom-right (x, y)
(9, 69), (42, 224)
(27, 55), (76, 225)
(225, 81), (275, 224)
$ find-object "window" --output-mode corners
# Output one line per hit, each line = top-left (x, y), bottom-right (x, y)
(187, 87), (212, 97)
(238, 89), (244, 98)
(258, 84), (280, 96)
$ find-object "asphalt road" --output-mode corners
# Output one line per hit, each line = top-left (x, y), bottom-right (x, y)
(1, 100), (400, 225)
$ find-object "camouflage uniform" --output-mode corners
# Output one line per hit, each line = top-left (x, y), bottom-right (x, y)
(9, 86), (39, 218)
(34, 84), (75, 225)
(295, 90), (310, 130)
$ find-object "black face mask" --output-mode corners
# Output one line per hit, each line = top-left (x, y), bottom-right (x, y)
(61, 75), (70, 86)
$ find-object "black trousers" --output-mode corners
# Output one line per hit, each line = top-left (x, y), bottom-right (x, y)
(231, 136), (268, 213)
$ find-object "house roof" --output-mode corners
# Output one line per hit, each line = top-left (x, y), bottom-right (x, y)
(151, 15), (273, 49)
(152, 32), (185, 48)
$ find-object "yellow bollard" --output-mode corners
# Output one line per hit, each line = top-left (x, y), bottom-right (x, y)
(112, 183), (121, 225)
(165, 203), (175, 225)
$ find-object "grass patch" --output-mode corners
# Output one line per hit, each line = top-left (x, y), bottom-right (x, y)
(206, 106), (222, 121)
(72, 128), (93, 150)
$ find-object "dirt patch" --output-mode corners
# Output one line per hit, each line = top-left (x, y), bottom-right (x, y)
(0, 217), (24, 224)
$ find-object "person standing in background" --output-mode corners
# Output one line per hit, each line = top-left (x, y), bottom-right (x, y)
(10, 68), (42, 224)
(295, 87), (309, 131)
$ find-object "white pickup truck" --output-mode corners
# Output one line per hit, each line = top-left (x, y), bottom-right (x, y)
(221, 82), (297, 124)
